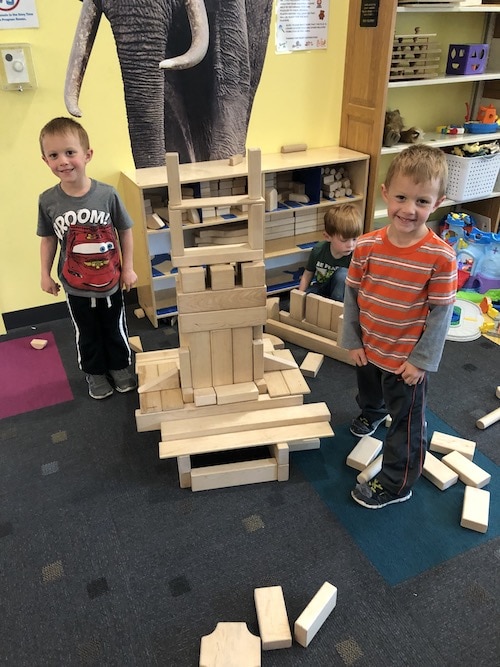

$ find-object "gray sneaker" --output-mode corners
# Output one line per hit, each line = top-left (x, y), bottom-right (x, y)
(109, 368), (137, 393)
(350, 414), (387, 438)
(86, 374), (114, 400)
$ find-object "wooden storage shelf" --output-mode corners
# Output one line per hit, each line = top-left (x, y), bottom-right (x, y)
(120, 147), (369, 327)
(341, 1), (500, 232)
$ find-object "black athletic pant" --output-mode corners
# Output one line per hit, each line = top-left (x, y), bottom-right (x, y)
(355, 361), (428, 496)
(67, 290), (131, 375)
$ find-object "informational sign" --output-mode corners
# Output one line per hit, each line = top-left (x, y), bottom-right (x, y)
(276, 0), (329, 54)
(0, 0), (39, 30)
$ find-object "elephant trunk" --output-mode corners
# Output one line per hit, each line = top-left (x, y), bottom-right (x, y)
(159, 0), (209, 70)
(64, 0), (101, 117)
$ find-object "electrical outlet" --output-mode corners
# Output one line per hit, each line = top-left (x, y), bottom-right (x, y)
(0, 43), (36, 91)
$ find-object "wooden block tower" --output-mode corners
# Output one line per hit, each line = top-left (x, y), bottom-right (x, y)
(135, 149), (333, 491)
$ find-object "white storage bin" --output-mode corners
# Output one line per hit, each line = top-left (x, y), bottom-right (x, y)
(445, 152), (500, 200)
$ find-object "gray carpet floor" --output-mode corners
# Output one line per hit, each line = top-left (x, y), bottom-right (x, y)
(1, 308), (499, 666)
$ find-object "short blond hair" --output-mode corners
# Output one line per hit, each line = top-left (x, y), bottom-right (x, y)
(384, 144), (448, 198)
(39, 117), (90, 155)
(324, 203), (363, 238)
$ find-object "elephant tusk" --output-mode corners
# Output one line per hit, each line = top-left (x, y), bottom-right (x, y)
(159, 0), (209, 70)
(64, 0), (101, 117)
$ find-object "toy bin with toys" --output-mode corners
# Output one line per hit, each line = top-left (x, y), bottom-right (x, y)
(440, 212), (500, 292)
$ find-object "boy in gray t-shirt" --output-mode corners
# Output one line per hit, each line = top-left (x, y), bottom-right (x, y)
(38, 117), (138, 400)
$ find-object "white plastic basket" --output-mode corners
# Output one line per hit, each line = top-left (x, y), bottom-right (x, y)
(445, 152), (500, 200)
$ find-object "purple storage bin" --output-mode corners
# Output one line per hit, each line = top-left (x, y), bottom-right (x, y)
(446, 44), (489, 75)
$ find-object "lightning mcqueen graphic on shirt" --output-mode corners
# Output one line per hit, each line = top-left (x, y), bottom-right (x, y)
(62, 225), (121, 291)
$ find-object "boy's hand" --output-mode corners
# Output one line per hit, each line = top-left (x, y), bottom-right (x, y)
(349, 348), (367, 366)
(41, 276), (61, 296)
(121, 268), (137, 292)
(396, 361), (425, 386)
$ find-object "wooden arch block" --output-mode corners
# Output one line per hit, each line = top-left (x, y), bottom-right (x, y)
(199, 622), (261, 667)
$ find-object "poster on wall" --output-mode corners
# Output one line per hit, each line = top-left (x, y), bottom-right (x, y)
(0, 0), (39, 29)
(276, 0), (329, 54)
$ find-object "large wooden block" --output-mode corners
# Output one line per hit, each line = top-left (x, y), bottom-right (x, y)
(356, 454), (383, 485)
(160, 388), (184, 411)
(294, 582), (337, 648)
(199, 622), (261, 667)
(232, 326), (254, 383)
(316, 295), (333, 330)
(346, 436), (383, 471)
(172, 243), (262, 268)
(264, 371), (291, 398)
(191, 457), (277, 492)
(254, 586), (292, 650)
(442, 451), (491, 488)
(430, 431), (476, 461)
(305, 293), (320, 326)
(178, 347), (193, 389)
(211, 329), (233, 386)
(422, 451), (459, 491)
(247, 202), (264, 251)
(177, 286), (266, 313)
(252, 339), (264, 380)
(461, 486), (490, 533)
(194, 387), (217, 407)
(290, 289), (306, 321)
(177, 455), (191, 488)
(209, 263), (235, 291)
(178, 266), (206, 293)
(179, 306), (267, 334)
(300, 352), (324, 378)
(241, 260), (266, 288)
(215, 382), (259, 405)
(187, 331), (213, 389)
(281, 368), (311, 395)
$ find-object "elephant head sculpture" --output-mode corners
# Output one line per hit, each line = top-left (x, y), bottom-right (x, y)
(65, 0), (273, 168)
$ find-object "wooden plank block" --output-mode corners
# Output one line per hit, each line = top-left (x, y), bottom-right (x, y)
(199, 622), (261, 667)
(252, 339), (264, 380)
(179, 306), (267, 334)
(461, 486), (490, 533)
(171, 194), (264, 211)
(241, 260), (266, 288)
(346, 435), (383, 471)
(248, 202), (264, 251)
(182, 387), (194, 404)
(294, 582), (338, 648)
(430, 431), (476, 461)
(300, 352), (324, 378)
(279, 311), (338, 342)
(167, 208), (185, 259)
(290, 289), (306, 321)
(211, 329), (233, 386)
(254, 586), (292, 650)
(316, 295), (333, 330)
(356, 454), (383, 485)
(233, 327), (254, 383)
(282, 368), (311, 396)
(270, 442), (290, 466)
(247, 147), (262, 200)
(329, 300), (344, 333)
(138, 362), (179, 393)
(287, 437), (321, 452)
(265, 318), (355, 366)
(255, 377), (267, 394)
(178, 347), (192, 389)
(442, 451), (491, 488)
(135, 349), (180, 365)
(178, 266), (206, 293)
(186, 331), (212, 389)
(209, 263), (235, 291)
(266, 297), (280, 321)
(135, 394), (304, 432)
(264, 371), (291, 398)
(160, 388), (184, 411)
(191, 458), (277, 492)
(277, 463), (289, 481)
(194, 387), (217, 407)
(177, 286), (266, 313)
(177, 455), (191, 489)
(171, 244), (262, 268)
(161, 403), (331, 440)
(128, 336), (143, 353)
(214, 381), (259, 405)
(305, 293), (320, 326)
(159, 421), (334, 459)
(263, 352), (297, 372)
(138, 364), (162, 413)
(422, 451), (459, 491)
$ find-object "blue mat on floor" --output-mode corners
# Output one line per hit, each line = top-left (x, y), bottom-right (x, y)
(294, 411), (499, 585)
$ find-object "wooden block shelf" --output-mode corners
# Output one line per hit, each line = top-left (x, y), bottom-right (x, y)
(134, 150), (334, 492)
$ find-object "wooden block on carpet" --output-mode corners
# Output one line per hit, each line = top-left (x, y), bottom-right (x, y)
(30, 338), (48, 350)
(199, 622), (261, 667)
(430, 431), (476, 461)
(442, 451), (491, 488)
(294, 582), (337, 648)
(461, 486), (490, 533)
(254, 585), (292, 650)
(346, 436), (383, 471)
(422, 451), (459, 491)
(300, 352), (324, 378)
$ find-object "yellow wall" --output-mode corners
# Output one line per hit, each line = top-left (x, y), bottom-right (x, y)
(0, 0), (348, 334)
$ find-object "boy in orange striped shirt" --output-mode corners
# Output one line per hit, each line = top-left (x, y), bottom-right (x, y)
(341, 145), (457, 509)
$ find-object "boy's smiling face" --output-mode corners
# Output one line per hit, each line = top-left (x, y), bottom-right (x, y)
(41, 131), (93, 190)
(381, 173), (445, 244)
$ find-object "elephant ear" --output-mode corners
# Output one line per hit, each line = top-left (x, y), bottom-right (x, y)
(159, 0), (209, 70)
(65, 0), (102, 117)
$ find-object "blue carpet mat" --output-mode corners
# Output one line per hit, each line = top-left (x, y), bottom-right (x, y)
(294, 411), (499, 585)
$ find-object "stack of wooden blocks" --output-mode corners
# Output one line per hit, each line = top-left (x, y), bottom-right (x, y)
(135, 149), (334, 491)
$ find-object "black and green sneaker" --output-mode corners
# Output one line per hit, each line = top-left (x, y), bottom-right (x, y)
(351, 478), (412, 510)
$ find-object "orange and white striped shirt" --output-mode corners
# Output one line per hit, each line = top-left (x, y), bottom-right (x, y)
(343, 226), (457, 373)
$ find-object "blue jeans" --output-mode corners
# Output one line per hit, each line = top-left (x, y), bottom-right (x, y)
(307, 267), (348, 302)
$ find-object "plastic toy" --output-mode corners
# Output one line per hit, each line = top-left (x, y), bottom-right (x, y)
(440, 212), (500, 293)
